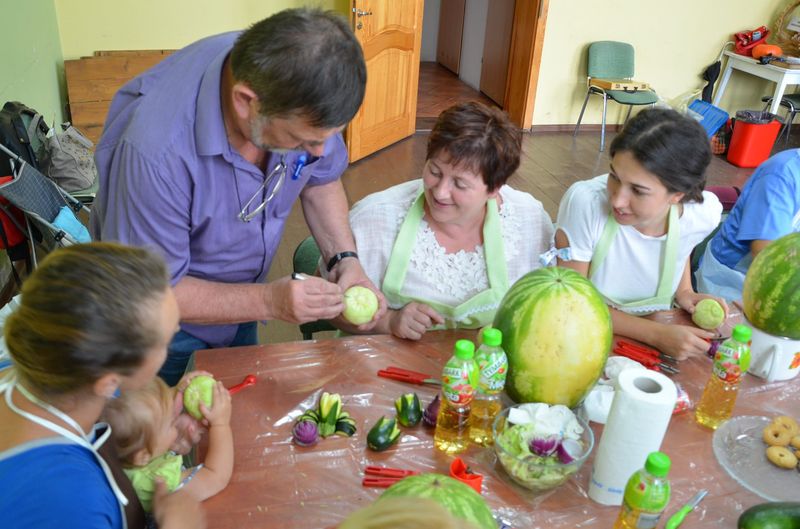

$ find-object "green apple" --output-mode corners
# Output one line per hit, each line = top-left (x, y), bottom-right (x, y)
(342, 286), (379, 325)
(183, 375), (216, 420)
(692, 299), (725, 330)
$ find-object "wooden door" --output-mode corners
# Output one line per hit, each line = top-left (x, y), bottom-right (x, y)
(479, 0), (515, 106)
(346, 0), (424, 163)
(436, 0), (466, 75)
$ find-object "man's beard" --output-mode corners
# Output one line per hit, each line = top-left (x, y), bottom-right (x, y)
(249, 113), (292, 154)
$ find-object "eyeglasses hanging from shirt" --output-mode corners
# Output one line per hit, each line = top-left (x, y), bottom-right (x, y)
(237, 153), (308, 223)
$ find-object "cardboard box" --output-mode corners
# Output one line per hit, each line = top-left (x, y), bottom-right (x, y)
(590, 79), (651, 91)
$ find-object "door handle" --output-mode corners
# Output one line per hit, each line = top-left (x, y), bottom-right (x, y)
(354, 8), (372, 17)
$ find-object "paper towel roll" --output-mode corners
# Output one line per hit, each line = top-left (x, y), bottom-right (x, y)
(587, 368), (677, 505)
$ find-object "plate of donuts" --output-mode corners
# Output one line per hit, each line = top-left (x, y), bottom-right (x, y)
(712, 415), (800, 501)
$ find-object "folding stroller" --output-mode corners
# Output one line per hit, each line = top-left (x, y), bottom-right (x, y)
(0, 142), (90, 267)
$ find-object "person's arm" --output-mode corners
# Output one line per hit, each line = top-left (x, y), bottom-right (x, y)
(152, 480), (206, 529)
(174, 275), (344, 325)
(558, 230), (715, 360)
(180, 382), (233, 501)
(750, 239), (771, 256)
(300, 179), (388, 328)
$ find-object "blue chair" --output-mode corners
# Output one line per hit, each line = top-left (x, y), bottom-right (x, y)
(573, 41), (659, 151)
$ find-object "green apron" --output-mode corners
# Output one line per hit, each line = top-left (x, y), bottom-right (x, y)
(589, 205), (679, 312)
(382, 191), (509, 329)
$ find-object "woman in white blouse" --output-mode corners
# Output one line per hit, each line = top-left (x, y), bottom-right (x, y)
(555, 107), (726, 359)
(337, 102), (554, 340)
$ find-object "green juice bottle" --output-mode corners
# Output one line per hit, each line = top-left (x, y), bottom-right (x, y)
(612, 452), (671, 529)
(434, 339), (478, 454)
(469, 327), (508, 446)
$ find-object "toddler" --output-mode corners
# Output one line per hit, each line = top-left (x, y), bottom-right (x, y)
(103, 376), (233, 512)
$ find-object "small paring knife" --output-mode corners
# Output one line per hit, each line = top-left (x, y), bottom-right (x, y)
(665, 489), (708, 529)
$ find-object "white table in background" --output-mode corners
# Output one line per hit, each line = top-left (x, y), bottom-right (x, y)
(713, 50), (800, 114)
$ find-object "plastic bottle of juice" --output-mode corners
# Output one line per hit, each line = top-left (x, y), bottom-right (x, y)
(695, 323), (752, 430)
(434, 339), (479, 454)
(469, 327), (508, 446)
(612, 451), (671, 529)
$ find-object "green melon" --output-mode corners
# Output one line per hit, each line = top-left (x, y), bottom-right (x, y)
(493, 267), (612, 407)
(742, 232), (800, 339)
(379, 474), (495, 529)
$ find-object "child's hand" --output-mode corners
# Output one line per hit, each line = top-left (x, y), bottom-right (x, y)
(199, 381), (232, 427)
(655, 323), (715, 360)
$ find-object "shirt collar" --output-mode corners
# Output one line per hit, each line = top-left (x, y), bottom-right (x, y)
(195, 46), (231, 156)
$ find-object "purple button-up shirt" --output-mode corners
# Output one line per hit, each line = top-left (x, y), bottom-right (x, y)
(90, 32), (348, 346)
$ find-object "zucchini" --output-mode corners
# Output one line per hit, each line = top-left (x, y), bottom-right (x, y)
(394, 393), (422, 427)
(738, 502), (800, 529)
(367, 416), (401, 451)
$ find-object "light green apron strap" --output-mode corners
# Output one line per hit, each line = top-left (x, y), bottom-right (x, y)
(382, 190), (509, 327)
(589, 205), (680, 309)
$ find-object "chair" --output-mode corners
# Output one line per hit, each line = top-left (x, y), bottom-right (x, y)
(292, 236), (337, 340)
(573, 41), (659, 151)
(761, 93), (800, 143)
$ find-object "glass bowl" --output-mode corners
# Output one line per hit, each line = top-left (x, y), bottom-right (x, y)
(492, 406), (594, 492)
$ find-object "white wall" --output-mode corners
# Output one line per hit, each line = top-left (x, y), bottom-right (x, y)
(421, 0), (441, 62)
(459, 0), (488, 90)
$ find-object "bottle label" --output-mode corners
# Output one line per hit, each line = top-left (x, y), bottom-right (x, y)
(622, 472), (670, 513)
(712, 341), (750, 384)
(442, 362), (477, 406)
(477, 350), (508, 394)
(633, 511), (663, 529)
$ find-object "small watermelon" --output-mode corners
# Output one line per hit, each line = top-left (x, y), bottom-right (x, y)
(742, 232), (800, 339)
(493, 267), (612, 407)
(379, 473), (495, 529)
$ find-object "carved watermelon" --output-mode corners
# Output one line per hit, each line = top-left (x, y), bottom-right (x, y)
(493, 267), (612, 407)
(379, 474), (495, 529)
(742, 232), (800, 339)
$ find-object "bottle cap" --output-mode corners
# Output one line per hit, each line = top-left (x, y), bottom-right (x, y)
(481, 327), (502, 347)
(454, 339), (475, 360)
(731, 324), (752, 343)
(644, 451), (671, 477)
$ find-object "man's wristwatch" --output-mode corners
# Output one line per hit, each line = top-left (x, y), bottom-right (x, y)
(326, 251), (359, 273)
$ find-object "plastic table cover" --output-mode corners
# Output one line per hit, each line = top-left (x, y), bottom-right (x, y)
(194, 309), (799, 529)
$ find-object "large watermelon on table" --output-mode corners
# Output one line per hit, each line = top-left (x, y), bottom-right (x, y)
(493, 267), (612, 407)
(379, 474), (495, 529)
(742, 232), (800, 339)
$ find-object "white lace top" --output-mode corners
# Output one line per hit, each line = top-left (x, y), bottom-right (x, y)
(347, 179), (554, 309)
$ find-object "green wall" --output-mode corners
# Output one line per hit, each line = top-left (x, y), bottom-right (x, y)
(0, 0), (65, 123)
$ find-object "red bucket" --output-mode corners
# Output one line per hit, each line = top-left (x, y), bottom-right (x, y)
(726, 118), (781, 168)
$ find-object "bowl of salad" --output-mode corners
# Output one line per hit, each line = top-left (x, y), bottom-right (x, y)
(492, 403), (594, 492)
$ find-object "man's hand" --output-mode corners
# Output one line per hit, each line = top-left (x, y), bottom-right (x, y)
(389, 302), (445, 340)
(329, 258), (387, 331)
(263, 275), (344, 324)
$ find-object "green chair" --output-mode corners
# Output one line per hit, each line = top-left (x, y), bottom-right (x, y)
(292, 236), (337, 340)
(573, 41), (659, 151)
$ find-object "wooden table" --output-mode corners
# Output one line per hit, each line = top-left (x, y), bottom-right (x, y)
(195, 316), (799, 528)
(713, 50), (800, 114)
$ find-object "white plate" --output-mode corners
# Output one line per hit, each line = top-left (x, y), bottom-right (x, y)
(712, 415), (800, 501)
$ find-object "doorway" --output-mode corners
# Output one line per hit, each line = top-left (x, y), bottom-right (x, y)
(417, 0), (515, 130)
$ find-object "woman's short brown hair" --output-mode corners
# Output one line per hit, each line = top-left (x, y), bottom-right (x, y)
(5, 242), (170, 395)
(426, 101), (522, 192)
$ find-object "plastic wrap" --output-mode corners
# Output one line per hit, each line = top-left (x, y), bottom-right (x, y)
(195, 314), (800, 529)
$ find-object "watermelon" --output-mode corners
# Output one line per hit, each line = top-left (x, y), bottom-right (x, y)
(493, 267), (612, 407)
(379, 474), (495, 529)
(742, 232), (800, 339)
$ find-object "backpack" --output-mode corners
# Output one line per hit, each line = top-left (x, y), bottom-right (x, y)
(0, 101), (49, 176)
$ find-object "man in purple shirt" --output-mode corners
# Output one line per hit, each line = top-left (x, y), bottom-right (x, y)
(91, 9), (386, 385)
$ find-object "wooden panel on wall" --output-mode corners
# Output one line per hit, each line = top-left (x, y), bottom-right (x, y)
(64, 50), (172, 146)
